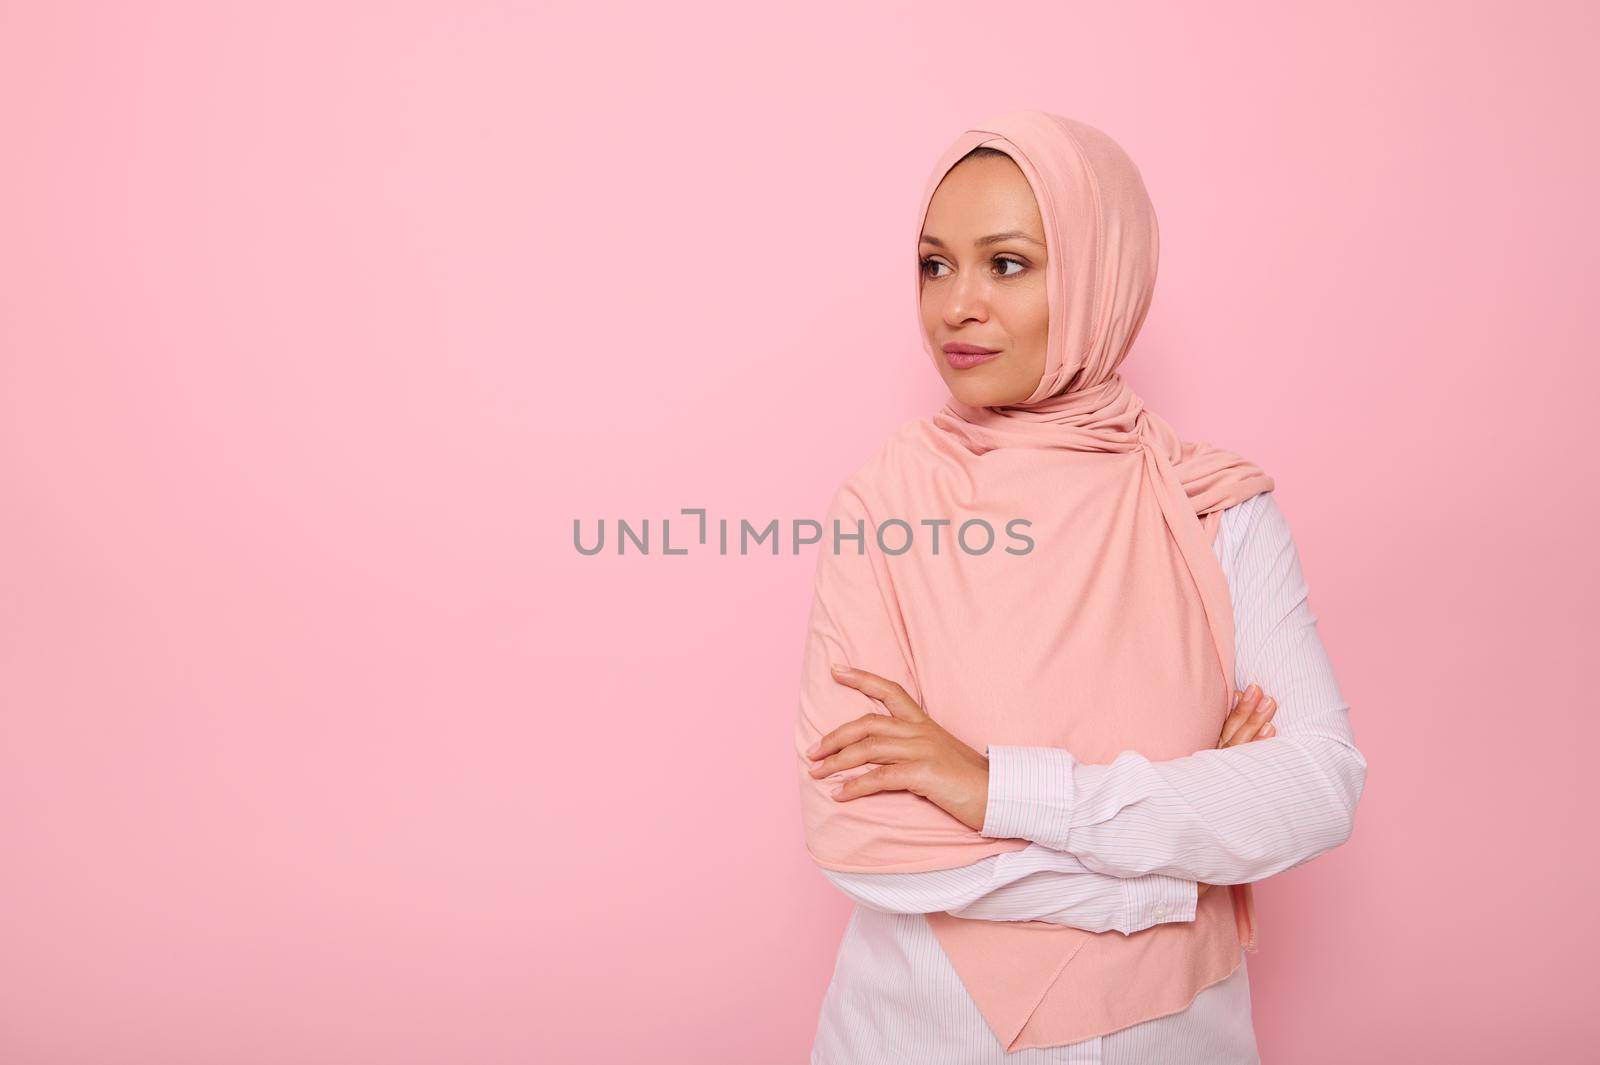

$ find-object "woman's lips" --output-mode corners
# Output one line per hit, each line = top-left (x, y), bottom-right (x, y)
(943, 345), (1001, 370)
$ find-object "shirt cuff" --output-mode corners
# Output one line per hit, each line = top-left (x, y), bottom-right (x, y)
(1120, 873), (1200, 933)
(979, 745), (1077, 850)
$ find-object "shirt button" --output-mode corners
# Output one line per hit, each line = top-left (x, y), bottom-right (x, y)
(1153, 906), (1167, 918)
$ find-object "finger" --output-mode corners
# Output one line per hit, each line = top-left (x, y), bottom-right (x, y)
(808, 712), (915, 760)
(1218, 685), (1262, 746)
(810, 735), (919, 779)
(831, 763), (912, 802)
(1226, 694), (1278, 748)
(1228, 705), (1266, 745)
(1260, 722), (1277, 738)
(1249, 695), (1277, 739)
(1217, 688), (1254, 746)
(830, 664), (928, 722)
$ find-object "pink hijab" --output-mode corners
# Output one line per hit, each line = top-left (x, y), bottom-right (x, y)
(796, 109), (1275, 1051)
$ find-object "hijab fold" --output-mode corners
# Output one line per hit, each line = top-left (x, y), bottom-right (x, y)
(796, 110), (1274, 1051)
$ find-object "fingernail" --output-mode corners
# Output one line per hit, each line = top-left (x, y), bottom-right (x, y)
(830, 786), (845, 798)
(805, 743), (820, 758)
(831, 663), (849, 673)
(1262, 724), (1275, 736)
(1255, 698), (1274, 717)
(1231, 691), (1241, 709)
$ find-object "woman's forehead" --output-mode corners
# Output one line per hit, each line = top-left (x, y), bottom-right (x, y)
(921, 157), (1046, 247)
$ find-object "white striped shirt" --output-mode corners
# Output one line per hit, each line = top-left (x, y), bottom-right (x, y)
(809, 491), (1368, 1064)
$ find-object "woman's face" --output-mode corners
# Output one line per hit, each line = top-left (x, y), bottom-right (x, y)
(919, 153), (1050, 406)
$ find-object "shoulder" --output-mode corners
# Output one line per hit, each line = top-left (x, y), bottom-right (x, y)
(1220, 490), (1270, 536)
(1218, 489), (1289, 562)
(1224, 490), (1293, 544)
(827, 416), (939, 515)
(1218, 491), (1308, 601)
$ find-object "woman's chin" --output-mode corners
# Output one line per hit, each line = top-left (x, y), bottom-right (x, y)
(945, 372), (1033, 409)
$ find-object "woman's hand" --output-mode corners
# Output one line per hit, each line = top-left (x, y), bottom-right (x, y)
(1217, 683), (1277, 748)
(1198, 684), (1278, 897)
(805, 664), (991, 831)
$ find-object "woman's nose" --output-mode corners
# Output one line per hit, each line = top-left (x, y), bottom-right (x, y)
(943, 275), (990, 325)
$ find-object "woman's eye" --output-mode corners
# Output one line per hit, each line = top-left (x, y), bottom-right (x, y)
(920, 256), (1027, 279)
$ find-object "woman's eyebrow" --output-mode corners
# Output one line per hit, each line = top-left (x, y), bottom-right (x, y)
(919, 230), (1045, 249)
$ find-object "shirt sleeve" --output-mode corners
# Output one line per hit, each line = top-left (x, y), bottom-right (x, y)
(979, 492), (1369, 884)
(819, 844), (1199, 936)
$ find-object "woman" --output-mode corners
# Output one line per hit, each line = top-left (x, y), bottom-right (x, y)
(794, 111), (1367, 1064)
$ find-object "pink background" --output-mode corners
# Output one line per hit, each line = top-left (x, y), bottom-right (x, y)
(2, 2), (1595, 1062)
